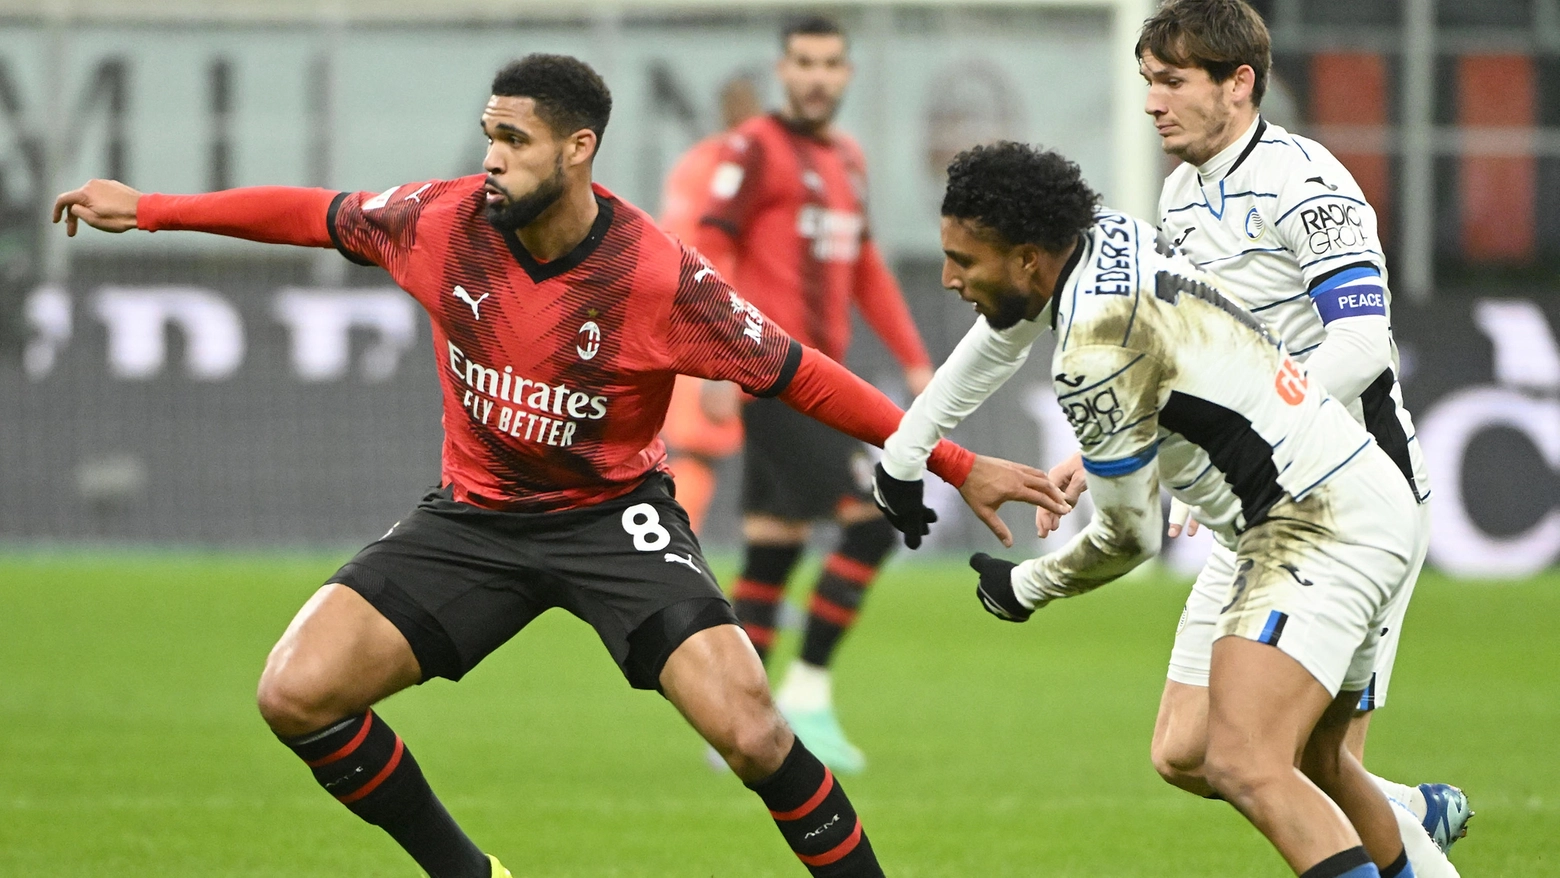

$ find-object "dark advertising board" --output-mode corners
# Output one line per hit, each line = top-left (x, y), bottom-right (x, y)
(4, 273), (1557, 577)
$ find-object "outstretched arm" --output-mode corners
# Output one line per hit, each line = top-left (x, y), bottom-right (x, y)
(777, 344), (1067, 546)
(880, 314), (1047, 481)
(53, 179), (142, 235)
(53, 179), (337, 247)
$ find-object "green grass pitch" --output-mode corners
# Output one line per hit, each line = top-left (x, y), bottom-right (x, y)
(1, 551), (1555, 876)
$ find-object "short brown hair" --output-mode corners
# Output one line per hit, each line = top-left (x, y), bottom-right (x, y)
(1136, 0), (1271, 106)
(782, 14), (846, 50)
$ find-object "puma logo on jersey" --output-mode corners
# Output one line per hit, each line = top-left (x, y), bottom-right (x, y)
(453, 285), (489, 319)
(362, 185), (400, 211)
(663, 552), (700, 572)
(1305, 176), (1339, 191)
(403, 183), (432, 203)
(693, 265), (716, 284)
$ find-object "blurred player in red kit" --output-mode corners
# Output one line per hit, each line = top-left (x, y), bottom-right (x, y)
(693, 16), (934, 775)
(657, 74), (763, 533)
(55, 55), (1065, 878)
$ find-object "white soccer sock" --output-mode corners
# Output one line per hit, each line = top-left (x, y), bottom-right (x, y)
(1372, 774), (1428, 820)
(775, 660), (832, 713)
(1389, 798), (1460, 877)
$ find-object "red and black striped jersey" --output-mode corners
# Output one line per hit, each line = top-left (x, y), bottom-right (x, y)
(694, 114), (930, 370)
(329, 175), (798, 512)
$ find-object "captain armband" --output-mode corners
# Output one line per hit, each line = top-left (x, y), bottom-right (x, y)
(1309, 263), (1386, 325)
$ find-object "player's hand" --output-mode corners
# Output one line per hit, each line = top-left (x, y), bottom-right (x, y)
(969, 553), (1034, 622)
(904, 364), (934, 397)
(52, 179), (143, 237)
(959, 455), (1070, 548)
(872, 463), (937, 549)
(1036, 451), (1088, 538)
(1166, 497), (1202, 538)
(699, 380), (741, 423)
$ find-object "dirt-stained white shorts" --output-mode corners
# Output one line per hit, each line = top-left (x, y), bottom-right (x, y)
(1167, 446), (1427, 701)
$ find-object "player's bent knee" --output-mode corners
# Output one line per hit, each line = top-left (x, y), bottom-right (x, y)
(1151, 682), (1212, 790)
(699, 692), (789, 780)
(1150, 735), (1208, 790)
(723, 710), (791, 774)
(256, 646), (370, 736)
(256, 666), (341, 736)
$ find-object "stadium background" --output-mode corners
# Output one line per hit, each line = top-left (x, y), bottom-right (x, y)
(3, 0), (1559, 572)
(2, 1), (1557, 875)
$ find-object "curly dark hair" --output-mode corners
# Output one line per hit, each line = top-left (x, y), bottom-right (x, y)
(491, 54), (613, 147)
(941, 142), (1099, 252)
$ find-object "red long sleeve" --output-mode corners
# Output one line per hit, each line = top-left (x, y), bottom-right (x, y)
(137, 187), (338, 248)
(691, 221), (740, 282)
(778, 346), (975, 487)
(853, 239), (932, 369)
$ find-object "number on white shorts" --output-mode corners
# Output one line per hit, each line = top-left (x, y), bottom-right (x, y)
(621, 503), (671, 551)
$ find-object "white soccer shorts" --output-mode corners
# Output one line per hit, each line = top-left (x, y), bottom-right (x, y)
(1167, 447), (1428, 701)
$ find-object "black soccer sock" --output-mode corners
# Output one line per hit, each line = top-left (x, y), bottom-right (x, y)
(732, 542), (803, 662)
(1300, 846), (1380, 878)
(746, 739), (884, 877)
(1379, 848), (1412, 878)
(799, 519), (896, 668)
(282, 710), (490, 878)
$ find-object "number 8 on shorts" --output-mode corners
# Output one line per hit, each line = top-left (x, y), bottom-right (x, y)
(622, 503), (671, 551)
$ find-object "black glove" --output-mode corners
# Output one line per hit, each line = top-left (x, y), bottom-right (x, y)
(970, 552), (1033, 622)
(871, 462), (938, 549)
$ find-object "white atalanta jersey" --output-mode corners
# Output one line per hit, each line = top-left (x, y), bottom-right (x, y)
(1048, 211), (1380, 539)
(1158, 116), (1429, 501)
(881, 210), (1384, 546)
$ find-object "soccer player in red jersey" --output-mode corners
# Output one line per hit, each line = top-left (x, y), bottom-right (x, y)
(656, 74), (763, 534)
(54, 56), (1066, 878)
(692, 16), (933, 774)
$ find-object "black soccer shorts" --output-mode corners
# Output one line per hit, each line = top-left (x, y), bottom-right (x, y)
(741, 397), (874, 521)
(327, 473), (737, 691)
